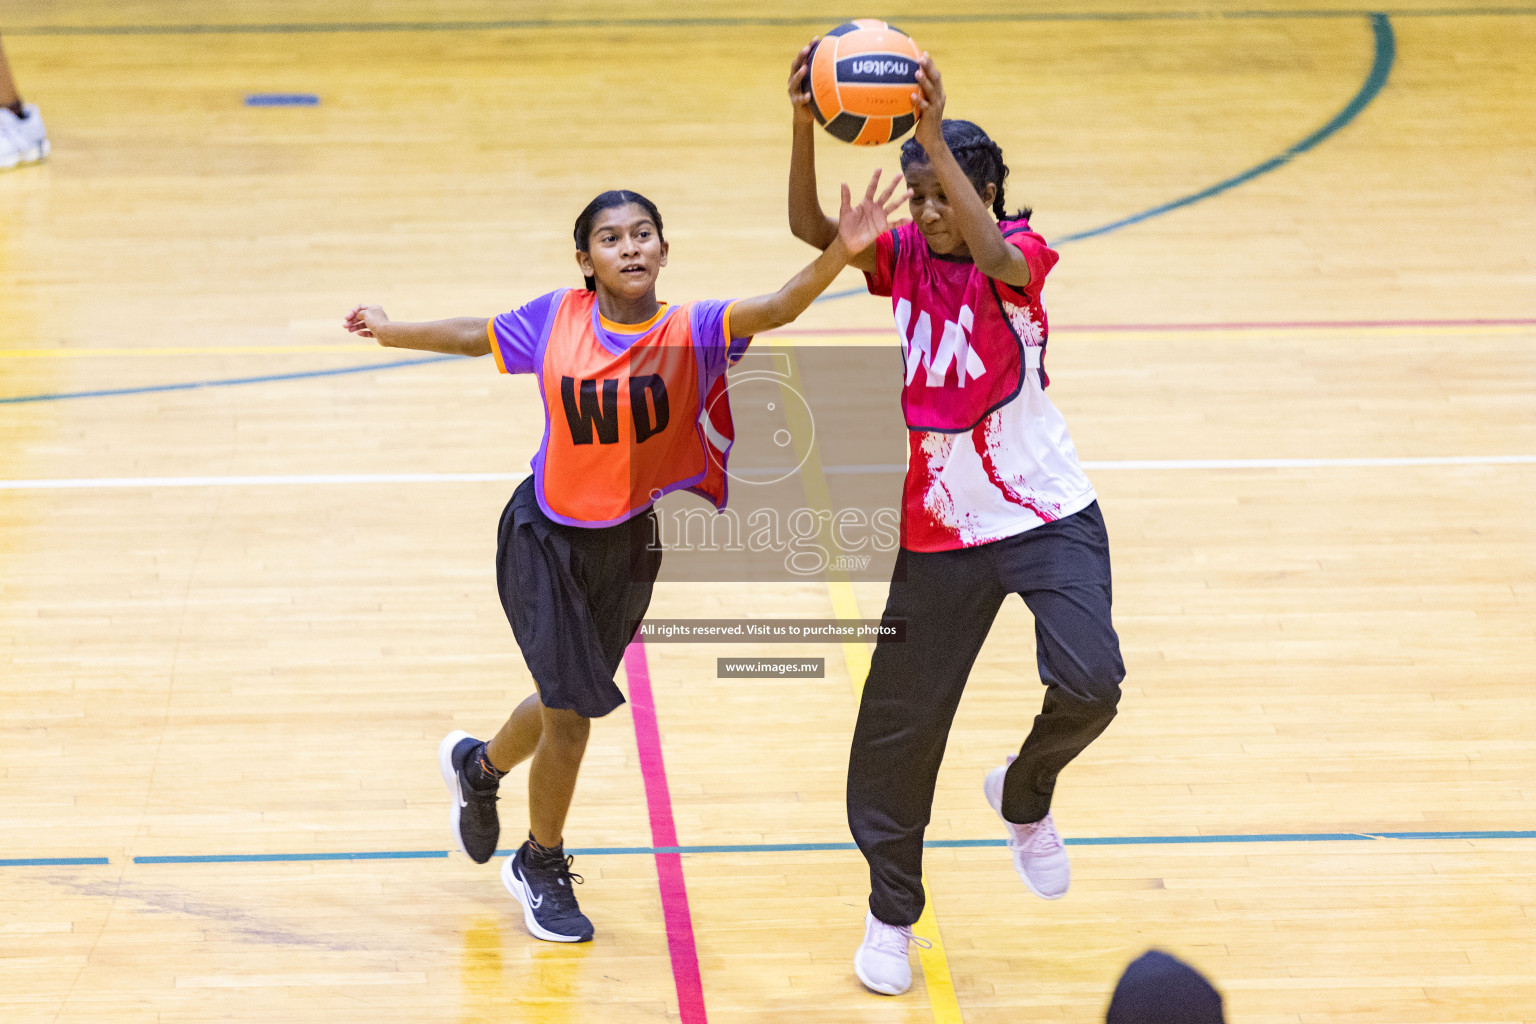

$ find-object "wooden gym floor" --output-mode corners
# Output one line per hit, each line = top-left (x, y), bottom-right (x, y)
(2, 2), (1534, 1022)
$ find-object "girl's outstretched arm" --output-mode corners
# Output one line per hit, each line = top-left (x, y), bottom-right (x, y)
(909, 54), (1033, 290)
(734, 170), (910, 338)
(786, 41), (885, 274)
(344, 306), (491, 356)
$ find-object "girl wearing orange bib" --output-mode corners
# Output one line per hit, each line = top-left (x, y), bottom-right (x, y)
(344, 180), (907, 943)
(528, 286), (726, 528)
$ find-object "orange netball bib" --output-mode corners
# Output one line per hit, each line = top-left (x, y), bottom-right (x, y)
(533, 290), (733, 527)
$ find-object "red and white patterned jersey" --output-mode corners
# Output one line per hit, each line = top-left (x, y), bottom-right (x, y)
(865, 220), (1097, 552)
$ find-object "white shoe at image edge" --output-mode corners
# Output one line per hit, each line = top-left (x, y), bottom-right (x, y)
(0, 104), (49, 168)
(854, 910), (921, 996)
(984, 761), (1071, 899)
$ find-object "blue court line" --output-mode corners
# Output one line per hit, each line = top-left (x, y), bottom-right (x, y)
(17, 830), (1513, 867)
(133, 850), (448, 864)
(6, 7), (1532, 35)
(1053, 13), (1394, 243)
(245, 93), (320, 106)
(572, 830), (1536, 854)
(0, 354), (457, 405)
(0, 14), (1393, 404)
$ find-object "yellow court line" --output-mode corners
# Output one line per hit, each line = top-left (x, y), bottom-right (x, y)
(774, 344), (966, 1024)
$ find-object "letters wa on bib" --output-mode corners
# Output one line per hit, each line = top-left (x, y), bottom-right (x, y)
(864, 219), (1097, 551)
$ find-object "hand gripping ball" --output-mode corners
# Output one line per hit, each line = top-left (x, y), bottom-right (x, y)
(803, 20), (923, 147)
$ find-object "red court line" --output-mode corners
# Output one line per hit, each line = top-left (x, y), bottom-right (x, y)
(623, 642), (708, 1024)
(768, 316), (1536, 336)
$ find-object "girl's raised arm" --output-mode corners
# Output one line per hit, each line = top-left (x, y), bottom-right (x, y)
(909, 55), (1033, 290)
(344, 305), (492, 357)
(734, 170), (910, 338)
(786, 41), (884, 275)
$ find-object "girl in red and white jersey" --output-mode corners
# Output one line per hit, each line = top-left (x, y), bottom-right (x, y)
(788, 49), (1125, 996)
(345, 179), (905, 946)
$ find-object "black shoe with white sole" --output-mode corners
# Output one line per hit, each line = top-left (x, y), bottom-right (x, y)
(438, 730), (500, 864)
(502, 841), (594, 943)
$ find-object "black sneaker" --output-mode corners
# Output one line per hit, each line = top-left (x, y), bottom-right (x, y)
(437, 730), (499, 864)
(501, 841), (594, 942)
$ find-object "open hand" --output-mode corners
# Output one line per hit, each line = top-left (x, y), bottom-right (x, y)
(344, 304), (389, 341)
(788, 38), (819, 126)
(912, 53), (947, 151)
(837, 169), (913, 255)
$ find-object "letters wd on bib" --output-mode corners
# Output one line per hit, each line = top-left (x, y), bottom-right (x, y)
(488, 288), (747, 526)
(482, 287), (750, 722)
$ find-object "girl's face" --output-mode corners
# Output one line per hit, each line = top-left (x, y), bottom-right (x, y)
(577, 203), (668, 300)
(902, 161), (997, 258)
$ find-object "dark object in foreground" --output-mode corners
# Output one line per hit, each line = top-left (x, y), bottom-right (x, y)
(1106, 950), (1225, 1024)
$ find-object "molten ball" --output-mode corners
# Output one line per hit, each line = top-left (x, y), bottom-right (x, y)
(803, 20), (923, 147)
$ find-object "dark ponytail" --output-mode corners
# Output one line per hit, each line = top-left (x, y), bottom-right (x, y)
(899, 119), (1032, 223)
(573, 190), (666, 292)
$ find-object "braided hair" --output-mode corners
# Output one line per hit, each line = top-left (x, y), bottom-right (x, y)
(899, 119), (1032, 222)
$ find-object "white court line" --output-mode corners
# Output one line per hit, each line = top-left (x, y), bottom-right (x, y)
(0, 472), (529, 490)
(1, 456), (1534, 491)
(1085, 455), (1536, 470)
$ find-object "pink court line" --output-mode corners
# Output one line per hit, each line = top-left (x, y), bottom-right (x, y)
(623, 642), (709, 1024)
(768, 316), (1536, 336)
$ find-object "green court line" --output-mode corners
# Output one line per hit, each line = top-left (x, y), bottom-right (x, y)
(25, 830), (1520, 867)
(8, 830), (1531, 868)
(1053, 12), (1393, 242)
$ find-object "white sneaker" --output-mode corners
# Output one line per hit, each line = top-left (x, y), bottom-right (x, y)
(984, 760), (1070, 899)
(0, 104), (50, 169)
(853, 911), (921, 996)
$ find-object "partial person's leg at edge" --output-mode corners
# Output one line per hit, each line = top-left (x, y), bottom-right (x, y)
(0, 34), (21, 111)
(0, 34), (48, 168)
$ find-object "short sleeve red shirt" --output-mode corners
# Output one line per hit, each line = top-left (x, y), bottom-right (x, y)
(862, 221), (1096, 552)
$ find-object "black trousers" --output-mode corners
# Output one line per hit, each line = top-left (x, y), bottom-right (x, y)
(847, 502), (1125, 926)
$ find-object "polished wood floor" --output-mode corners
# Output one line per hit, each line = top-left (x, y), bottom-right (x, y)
(2, 2), (1534, 1022)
